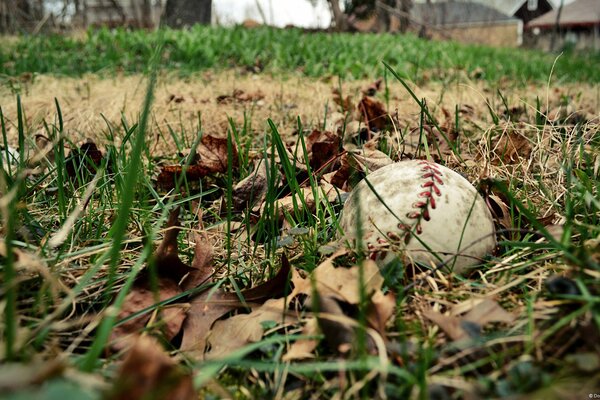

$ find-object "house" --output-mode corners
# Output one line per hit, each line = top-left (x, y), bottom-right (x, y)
(525, 0), (600, 50)
(410, 1), (522, 47)
(471, 0), (555, 24)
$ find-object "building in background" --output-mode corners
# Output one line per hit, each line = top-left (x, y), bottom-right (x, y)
(526, 0), (600, 50)
(411, 1), (522, 47)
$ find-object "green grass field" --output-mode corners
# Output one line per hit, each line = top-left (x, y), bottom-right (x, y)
(1, 26), (600, 83)
(0, 26), (599, 399)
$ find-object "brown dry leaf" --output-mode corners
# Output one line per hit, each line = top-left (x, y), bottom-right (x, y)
(282, 318), (319, 361)
(289, 254), (383, 305)
(490, 131), (532, 165)
(367, 290), (396, 335)
(157, 134), (238, 189)
(357, 96), (388, 131)
(269, 181), (342, 220)
(424, 298), (515, 341)
(109, 279), (186, 353)
(195, 134), (238, 174)
(205, 297), (293, 359)
(330, 148), (393, 190)
(305, 129), (341, 171)
(232, 159), (271, 211)
(485, 193), (513, 233)
(362, 78), (382, 97)
(332, 88), (353, 113)
(217, 89), (264, 104)
(107, 336), (196, 400)
(65, 140), (107, 185)
(181, 255), (291, 359)
(109, 209), (213, 352)
(180, 289), (241, 358)
(314, 294), (357, 355)
(461, 299), (515, 326)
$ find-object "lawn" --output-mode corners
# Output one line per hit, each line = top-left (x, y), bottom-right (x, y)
(0, 26), (599, 399)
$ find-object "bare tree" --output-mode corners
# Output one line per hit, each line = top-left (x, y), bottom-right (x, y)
(0, 0), (44, 33)
(327, 0), (348, 31)
(398, 0), (411, 33)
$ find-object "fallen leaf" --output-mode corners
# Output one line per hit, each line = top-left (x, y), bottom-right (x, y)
(424, 298), (515, 342)
(485, 193), (513, 233)
(205, 297), (293, 359)
(232, 159), (271, 211)
(109, 209), (212, 352)
(331, 148), (393, 190)
(107, 336), (196, 400)
(65, 140), (107, 186)
(181, 255), (291, 359)
(195, 134), (238, 173)
(490, 131), (532, 165)
(313, 294), (356, 355)
(180, 289), (240, 358)
(362, 78), (382, 97)
(109, 279), (187, 353)
(217, 89), (264, 104)
(267, 181), (342, 220)
(332, 88), (353, 113)
(167, 94), (185, 103)
(357, 96), (388, 131)
(461, 298), (515, 326)
(282, 318), (319, 361)
(305, 129), (341, 171)
(157, 134), (238, 189)
(367, 290), (396, 335)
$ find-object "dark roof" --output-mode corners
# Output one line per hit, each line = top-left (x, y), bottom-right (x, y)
(412, 1), (517, 27)
(527, 0), (600, 28)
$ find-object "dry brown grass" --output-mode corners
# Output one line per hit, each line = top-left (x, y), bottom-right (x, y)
(1, 71), (597, 157)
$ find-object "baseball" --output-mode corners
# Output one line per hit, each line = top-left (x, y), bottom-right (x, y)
(339, 160), (496, 273)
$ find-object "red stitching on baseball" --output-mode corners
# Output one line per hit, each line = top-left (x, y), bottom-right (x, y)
(402, 162), (445, 234)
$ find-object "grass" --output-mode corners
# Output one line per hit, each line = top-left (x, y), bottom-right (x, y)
(0, 26), (599, 399)
(0, 26), (599, 84)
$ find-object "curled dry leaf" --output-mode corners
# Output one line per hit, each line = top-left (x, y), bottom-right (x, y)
(424, 298), (515, 342)
(109, 279), (187, 353)
(332, 88), (353, 113)
(157, 134), (238, 189)
(205, 297), (293, 359)
(266, 181), (342, 220)
(181, 255), (291, 360)
(305, 129), (341, 171)
(290, 256), (392, 356)
(65, 140), (109, 186)
(367, 290), (396, 335)
(282, 318), (319, 361)
(489, 131), (532, 165)
(357, 96), (388, 131)
(232, 159), (271, 211)
(107, 336), (196, 400)
(216, 89), (264, 104)
(330, 148), (393, 190)
(109, 208), (214, 353)
(313, 294), (357, 355)
(362, 78), (382, 97)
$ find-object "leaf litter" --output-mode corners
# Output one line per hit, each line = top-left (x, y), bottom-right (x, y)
(4, 71), (600, 398)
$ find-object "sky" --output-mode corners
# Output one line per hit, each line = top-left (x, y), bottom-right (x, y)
(213, 0), (332, 28)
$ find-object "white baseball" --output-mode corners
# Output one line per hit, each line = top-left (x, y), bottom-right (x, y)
(339, 160), (496, 273)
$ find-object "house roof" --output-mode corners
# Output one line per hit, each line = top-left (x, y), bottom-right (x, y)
(527, 0), (600, 28)
(411, 1), (517, 27)
(446, 0), (573, 15)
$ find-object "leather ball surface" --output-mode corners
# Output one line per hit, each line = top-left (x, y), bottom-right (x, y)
(339, 160), (496, 273)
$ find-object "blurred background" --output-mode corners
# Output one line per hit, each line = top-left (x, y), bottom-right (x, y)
(0, 0), (595, 51)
